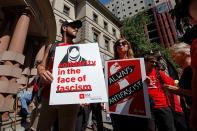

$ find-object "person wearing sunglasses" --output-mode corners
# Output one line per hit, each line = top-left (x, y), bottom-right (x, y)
(110, 38), (151, 131)
(144, 54), (179, 131)
(113, 38), (134, 59)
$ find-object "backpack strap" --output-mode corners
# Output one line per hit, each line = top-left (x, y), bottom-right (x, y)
(46, 41), (61, 69)
(156, 70), (175, 112)
(156, 69), (163, 84)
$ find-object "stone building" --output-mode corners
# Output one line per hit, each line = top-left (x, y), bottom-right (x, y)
(50, 0), (122, 60)
(0, 0), (121, 123)
(0, 0), (56, 121)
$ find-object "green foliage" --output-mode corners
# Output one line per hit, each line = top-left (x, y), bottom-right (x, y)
(121, 10), (178, 67)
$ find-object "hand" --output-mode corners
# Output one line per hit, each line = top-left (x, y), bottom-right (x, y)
(80, 103), (89, 108)
(101, 103), (107, 112)
(40, 70), (53, 83)
(163, 84), (179, 93)
(190, 105), (197, 131)
(18, 85), (27, 91)
(145, 76), (151, 85)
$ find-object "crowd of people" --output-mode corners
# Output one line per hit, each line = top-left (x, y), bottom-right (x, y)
(14, 0), (197, 131)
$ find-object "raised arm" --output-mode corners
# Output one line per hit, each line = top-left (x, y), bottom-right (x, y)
(37, 44), (53, 83)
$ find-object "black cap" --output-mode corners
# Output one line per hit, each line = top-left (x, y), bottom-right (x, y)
(61, 20), (82, 29)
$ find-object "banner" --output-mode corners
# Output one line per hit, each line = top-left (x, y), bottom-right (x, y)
(49, 43), (108, 105)
(105, 58), (151, 118)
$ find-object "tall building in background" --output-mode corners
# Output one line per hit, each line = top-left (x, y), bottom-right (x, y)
(106, 0), (179, 48)
(50, 0), (122, 60)
(105, 0), (175, 20)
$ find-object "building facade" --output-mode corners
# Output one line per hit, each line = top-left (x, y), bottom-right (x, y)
(51, 0), (122, 60)
(106, 0), (179, 47)
(105, 0), (176, 20)
(0, 0), (121, 124)
(0, 0), (56, 122)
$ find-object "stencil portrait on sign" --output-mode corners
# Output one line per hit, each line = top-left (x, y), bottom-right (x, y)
(50, 43), (108, 105)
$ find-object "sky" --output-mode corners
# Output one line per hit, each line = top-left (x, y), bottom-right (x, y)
(99, 0), (111, 5)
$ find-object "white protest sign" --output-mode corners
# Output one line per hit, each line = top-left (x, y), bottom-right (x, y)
(49, 43), (108, 105)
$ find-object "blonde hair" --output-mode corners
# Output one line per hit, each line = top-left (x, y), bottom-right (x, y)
(113, 38), (134, 59)
(169, 42), (190, 56)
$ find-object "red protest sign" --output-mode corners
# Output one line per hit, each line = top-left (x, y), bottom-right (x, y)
(105, 58), (151, 118)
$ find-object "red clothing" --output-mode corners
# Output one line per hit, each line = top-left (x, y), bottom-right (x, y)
(147, 68), (183, 113)
(42, 43), (72, 99)
(147, 69), (170, 108)
(191, 38), (197, 68)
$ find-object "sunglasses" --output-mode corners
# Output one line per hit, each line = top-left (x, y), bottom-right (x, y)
(115, 41), (127, 46)
(149, 60), (157, 64)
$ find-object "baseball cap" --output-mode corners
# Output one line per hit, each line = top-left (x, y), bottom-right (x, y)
(61, 19), (82, 29)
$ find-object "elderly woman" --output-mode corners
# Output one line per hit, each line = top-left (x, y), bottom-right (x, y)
(164, 43), (192, 130)
(110, 38), (149, 131)
(165, 43), (192, 97)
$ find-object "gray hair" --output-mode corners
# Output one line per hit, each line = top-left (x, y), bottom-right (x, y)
(169, 42), (190, 56)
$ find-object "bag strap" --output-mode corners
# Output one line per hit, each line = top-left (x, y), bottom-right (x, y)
(156, 70), (175, 112)
(156, 70), (163, 84)
(46, 41), (61, 69)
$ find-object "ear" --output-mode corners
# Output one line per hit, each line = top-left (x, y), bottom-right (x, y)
(62, 26), (67, 32)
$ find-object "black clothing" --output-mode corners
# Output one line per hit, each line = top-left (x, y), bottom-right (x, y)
(179, 66), (192, 107)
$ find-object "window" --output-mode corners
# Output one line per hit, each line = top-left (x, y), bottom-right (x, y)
(129, 12), (132, 15)
(93, 13), (98, 23)
(134, 4), (137, 6)
(127, 1), (130, 4)
(141, 7), (145, 9)
(118, 12), (120, 14)
(117, 6), (119, 9)
(105, 39), (109, 49)
(135, 9), (138, 12)
(93, 33), (99, 43)
(140, 1), (143, 3)
(128, 7), (131, 9)
(156, 0), (159, 3)
(112, 4), (114, 6)
(104, 21), (108, 30)
(63, 5), (70, 16)
(148, 3), (152, 6)
(112, 28), (116, 36)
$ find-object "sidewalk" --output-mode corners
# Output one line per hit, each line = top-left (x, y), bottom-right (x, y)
(1, 111), (113, 131)
(86, 111), (113, 131)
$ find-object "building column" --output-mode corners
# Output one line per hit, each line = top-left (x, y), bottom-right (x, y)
(157, 14), (170, 48)
(162, 13), (174, 46)
(0, 9), (31, 120)
(166, 11), (179, 43)
(153, 12), (165, 48)
(144, 25), (150, 43)
(8, 12), (30, 53)
(0, 21), (11, 51)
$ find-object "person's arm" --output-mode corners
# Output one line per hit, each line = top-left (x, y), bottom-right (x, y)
(163, 84), (192, 97)
(190, 67), (197, 131)
(37, 44), (53, 83)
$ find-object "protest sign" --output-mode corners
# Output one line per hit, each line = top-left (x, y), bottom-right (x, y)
(105, 58), (151, 118)
(49, 43), (108, 105)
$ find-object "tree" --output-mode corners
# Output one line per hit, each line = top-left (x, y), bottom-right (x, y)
(121, 11), (177, 68)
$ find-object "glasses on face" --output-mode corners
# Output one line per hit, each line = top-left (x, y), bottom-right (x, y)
(149, 60), (157, 65)
(115, 41), (127, 46)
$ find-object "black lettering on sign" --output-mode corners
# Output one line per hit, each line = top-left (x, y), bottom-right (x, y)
(109, 79), (143, 106)
(108, 66), (135, 85)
